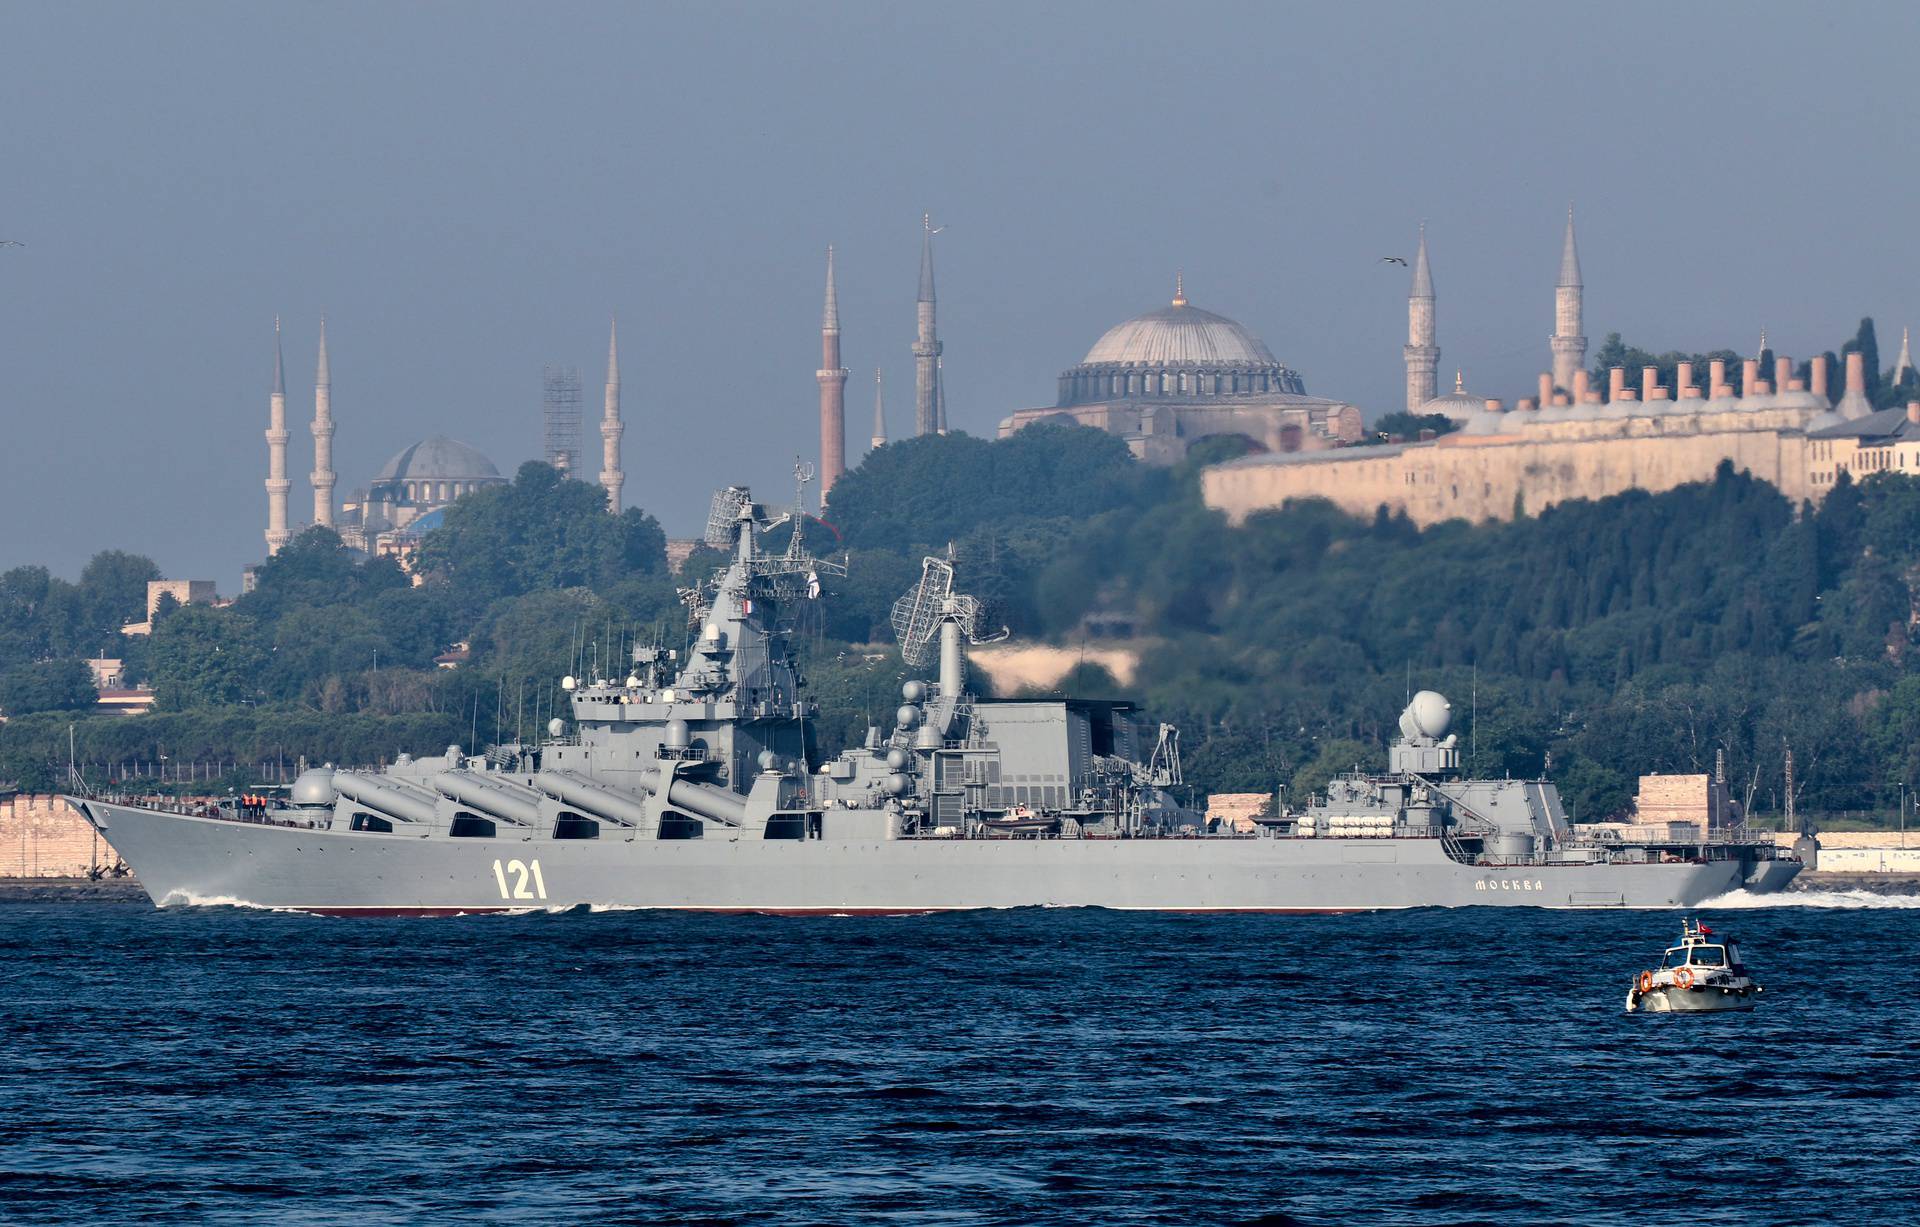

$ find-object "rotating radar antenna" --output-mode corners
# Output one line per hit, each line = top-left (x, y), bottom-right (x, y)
(890, 549), (1008, 666)
(704, 486), (752, 547)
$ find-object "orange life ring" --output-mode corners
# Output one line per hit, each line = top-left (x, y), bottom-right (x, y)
(1638, 971), (1653, 993)
(1673, 967), (1695, 990)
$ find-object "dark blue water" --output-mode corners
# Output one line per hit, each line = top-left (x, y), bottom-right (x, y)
(2, 897), (1917, 1225)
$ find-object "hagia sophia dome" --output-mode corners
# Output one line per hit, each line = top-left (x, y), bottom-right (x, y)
(1081, 301), (1278, 367)
(1000, 275), (1362, 463)
(1057, 277), (1308, 407)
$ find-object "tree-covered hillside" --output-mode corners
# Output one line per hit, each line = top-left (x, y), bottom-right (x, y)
(5, 428), (1919, 828)
(816, 427), (1920, 825)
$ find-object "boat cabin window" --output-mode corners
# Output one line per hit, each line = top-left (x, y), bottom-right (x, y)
(349, 812), (393, 833)
(1662, 945), (1727, 968)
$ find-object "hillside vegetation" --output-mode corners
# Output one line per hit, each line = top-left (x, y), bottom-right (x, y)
(5, 429), (1919, 826)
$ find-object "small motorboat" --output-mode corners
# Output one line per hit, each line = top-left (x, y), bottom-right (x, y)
(982, 805), (1060, 837)
(1626, 918), (1762, 1013)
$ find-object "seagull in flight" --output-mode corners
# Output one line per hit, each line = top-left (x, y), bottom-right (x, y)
(1380, 255), (1406, 266)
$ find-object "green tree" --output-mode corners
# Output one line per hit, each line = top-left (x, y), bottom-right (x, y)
(75, 550), (160, 644)
(413, 462), (667, 618)
(149, 606), (268, 709)
(0, 659), (98, 715)
(1369, 411), (1458, 442)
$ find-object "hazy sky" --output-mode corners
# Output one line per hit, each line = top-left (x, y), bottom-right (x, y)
(4, 1), (1918, 586)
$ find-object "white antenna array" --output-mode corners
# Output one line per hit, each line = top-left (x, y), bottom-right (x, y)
(704, 486), (751, 547)
(890, 550), (1007, 666)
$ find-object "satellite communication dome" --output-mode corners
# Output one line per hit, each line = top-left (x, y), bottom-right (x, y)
(1400, 690), (1453, 740)
(547, 718), (566, 738)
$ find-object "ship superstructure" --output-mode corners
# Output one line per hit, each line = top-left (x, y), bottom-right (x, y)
(68, 484), (1801, 914)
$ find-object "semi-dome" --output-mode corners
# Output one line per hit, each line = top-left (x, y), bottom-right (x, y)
(372, 436), (501, 483)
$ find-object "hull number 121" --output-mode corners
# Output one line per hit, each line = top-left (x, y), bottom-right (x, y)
(492, 858), (548, 901)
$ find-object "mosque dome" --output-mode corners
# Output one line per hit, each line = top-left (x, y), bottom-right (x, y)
(1056, 278), (1307, 407)
(368, 435), (507, 513)
(1082, 294), (1278, 367)
(1418, 372), (1486, 421)
(372, 436), (502, 484)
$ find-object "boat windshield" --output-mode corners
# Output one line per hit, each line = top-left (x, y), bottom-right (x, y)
(1663, 945), (1726, 967)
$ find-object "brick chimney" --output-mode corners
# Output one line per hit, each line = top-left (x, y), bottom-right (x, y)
(1908, 401), (1920, 425)
(1609, 366), (1626, 401)
(1811, 354), (1830, 399)
(1710, 358), (1728, 397)
(1677, 361), (1695, 397)
(1573, 369), (1591, 402)
(1775, 356), (1791, 393)
(1741, 359), (1759, 397)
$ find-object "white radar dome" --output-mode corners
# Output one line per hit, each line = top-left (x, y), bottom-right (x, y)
(1400, 690), (1453, 740)
(289, 767), (336, 807)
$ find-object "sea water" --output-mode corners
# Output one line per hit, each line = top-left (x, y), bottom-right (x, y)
(1, 897), (1916, 1225)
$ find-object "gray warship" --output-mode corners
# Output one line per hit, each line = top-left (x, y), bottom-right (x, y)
(69, 485), (1802, 914)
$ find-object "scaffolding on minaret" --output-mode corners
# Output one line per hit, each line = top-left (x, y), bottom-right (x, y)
(543, 366), (583, 478)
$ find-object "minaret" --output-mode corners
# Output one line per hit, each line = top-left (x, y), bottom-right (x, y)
(310, 317), (335, 530)
(1403, 223), (1439, 411)
(264, 318), (291, 554)
(817, 246), (849, 501)
(1550, 206), (1586, 395)
(912, 213), (942, 436)
(870, 367), (888, 449)
(935, 356), (948, 434)
(1894, 326), (1915, 389)
(600, 318), (624, 512)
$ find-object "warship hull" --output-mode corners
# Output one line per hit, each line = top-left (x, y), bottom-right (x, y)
(73, 799), (1787, 915)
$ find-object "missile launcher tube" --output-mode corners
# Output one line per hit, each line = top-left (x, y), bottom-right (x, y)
(534, 772), (652, 827)
(433, 773), (540, 826)
(332, 771), (440, 826)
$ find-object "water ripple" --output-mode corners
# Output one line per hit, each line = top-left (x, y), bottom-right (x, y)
(0, 905), (1915, 1225)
